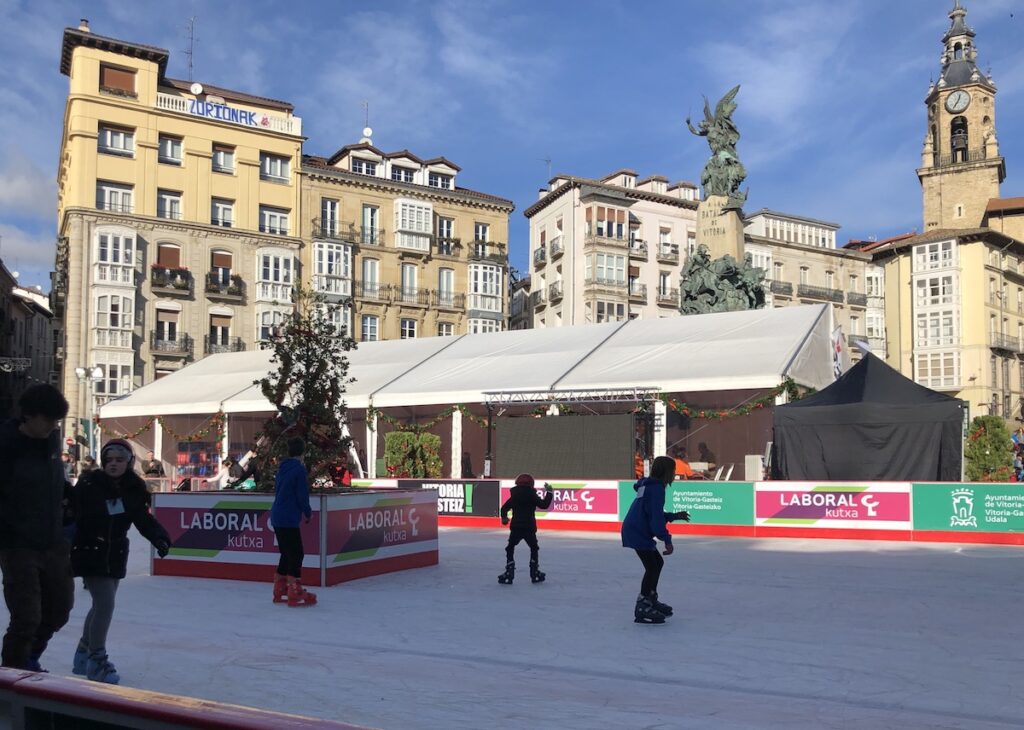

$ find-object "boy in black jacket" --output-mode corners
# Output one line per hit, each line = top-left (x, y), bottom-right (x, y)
(498, 474), (553, 584)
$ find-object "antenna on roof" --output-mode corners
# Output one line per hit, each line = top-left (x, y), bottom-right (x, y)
(360, 101), (373, 144)
(541, 156), (552, 180)
(184, 16), (198, 81)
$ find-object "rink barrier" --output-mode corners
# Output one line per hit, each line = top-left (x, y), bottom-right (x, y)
(0, 668), (376, 729)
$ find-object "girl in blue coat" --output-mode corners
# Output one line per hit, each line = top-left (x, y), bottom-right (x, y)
(621, 455), (689, 624)
(270, 437), (316, 606)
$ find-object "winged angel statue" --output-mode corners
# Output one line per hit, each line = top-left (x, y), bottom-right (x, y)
(686, 85), (747, 211)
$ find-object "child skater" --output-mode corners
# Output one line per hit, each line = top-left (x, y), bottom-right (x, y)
(271, 437), (316, 606)
(621, 455), (690, 624)
(498, 474), (553, 584)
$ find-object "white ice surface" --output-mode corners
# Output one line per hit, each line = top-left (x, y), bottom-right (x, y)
(7, 528), (1024, 730)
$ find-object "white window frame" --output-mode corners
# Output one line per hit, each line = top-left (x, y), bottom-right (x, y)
(258, 308), (290, 342)
(211, 198), (234, 227)
(438, 322), (455, 337)
(467, 319), (500, 334)
(361, 315), (379, 342)
(313, 241), (352, 296)
(351, 158), (377, 176)
(915, 309), (958, 347)
(394, 199), (432, 251)
(96, 182), (133, 213)
(915, 275), (956, 306)
(469, 264), (502, 312)
(391, 166), (414, 183)
(97, 125), (134, 156)
(158, 135), (183, 165)
(400, 318), (417, 339)
(428, 172), (452, 189)
(260, 152), (290, 182)
(212, 145), (235, 173)
(259, 206), (290, 236)
(913, 240), (956, 271)
(157, 189), (182, 220)
(258, 251), (294, 301)
(93, 362), (132, 397)
(474, 222), (489, 242)
(320, 198), (340, 237)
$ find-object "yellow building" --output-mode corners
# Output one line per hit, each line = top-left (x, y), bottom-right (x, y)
(302, 138), (514, 340)
(53, 21), (304, 434)
(871, 2), (1024, 424)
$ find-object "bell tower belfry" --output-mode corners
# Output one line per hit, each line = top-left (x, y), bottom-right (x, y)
(918, 0), (1005, 231)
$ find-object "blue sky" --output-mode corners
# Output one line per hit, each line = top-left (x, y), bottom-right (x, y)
(1, 0), (1022, 290)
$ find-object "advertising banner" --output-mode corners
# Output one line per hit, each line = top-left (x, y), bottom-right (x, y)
(617, 481), (754, 525)
(913, 483), (1024, 533)
(754, 482), (911, 530)
(397, 479), (501, 517)
(500, 480), (620, 522)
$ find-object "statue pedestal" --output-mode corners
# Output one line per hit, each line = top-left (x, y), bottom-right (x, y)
(697, 195), (745, 261)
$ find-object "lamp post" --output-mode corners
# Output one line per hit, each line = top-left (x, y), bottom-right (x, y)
(74, 365), (103, 459)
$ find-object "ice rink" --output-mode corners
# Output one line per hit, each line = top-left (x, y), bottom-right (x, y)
(7, 527), (1024, 729)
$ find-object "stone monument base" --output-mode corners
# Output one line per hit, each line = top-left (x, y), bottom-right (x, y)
(697, 195), (745, 261)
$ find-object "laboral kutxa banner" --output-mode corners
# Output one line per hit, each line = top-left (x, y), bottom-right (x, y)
(500, 480), (620, 521)
(755, 482), (911, 530)
(397, 479), (500, 517)
(913, 483), (1024, 533)
(324, 490), (438, 565)
(617, 481), (754, 525)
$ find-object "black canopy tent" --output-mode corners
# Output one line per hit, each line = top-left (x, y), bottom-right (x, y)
(771, 353), (964, 481)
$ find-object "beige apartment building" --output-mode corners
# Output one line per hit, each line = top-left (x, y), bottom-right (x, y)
(302, 140), (513, 340)
(53, 21), (304, 432)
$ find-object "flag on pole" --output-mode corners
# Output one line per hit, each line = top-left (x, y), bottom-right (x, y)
(831, 325), (850, 379)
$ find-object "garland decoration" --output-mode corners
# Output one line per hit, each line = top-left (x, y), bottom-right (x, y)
(367, 403), (489, 432)
(96, 411), (227, 443)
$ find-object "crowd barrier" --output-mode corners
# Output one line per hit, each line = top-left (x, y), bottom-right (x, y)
(352, 479), (1024, 546)
(0, 668), (375, 729)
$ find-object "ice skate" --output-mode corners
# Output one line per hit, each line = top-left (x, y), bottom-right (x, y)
(72, 644), (89, 675)
(498, 561), (515, 585)
(272, 574), (288, 604)
(86, 651), (120, 684)
(529, 560), (546, 583)
(650, 591), (673, 617)
(634, 594), (666, 624)
(287, 580), (317, 606)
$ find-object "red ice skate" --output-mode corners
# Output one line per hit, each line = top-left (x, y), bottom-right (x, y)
(287, 580), (317, 607)
(272, 574), (288, 604)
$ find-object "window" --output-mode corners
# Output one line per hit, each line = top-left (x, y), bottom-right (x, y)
(99, 64), (136, 95)
(260, 253), (293, 284)
(866, 274), (882, 297)
(438, 268), (455, 306)
(799, 267), (809, 285)
(97, 125), (134, 156)
(773, 261), (784, 281)
(259, 206), (290, 235)
(361, 259), (379, 298)
(428, 172), (452, 189)
(212, 145), (235, 173)
(401, 263), (418, 301)
(361, 315), (379, 342)
(209, 315), (232, 348)
(825, 271), (834, 289)
(210, 250), (233, 285)
(259, 310), (289, 342)
(94, 295), (133, 348)
(915, 351), (959, 388)
(438, 217), (454, 241)
(260, 153), (290, 181)
(401, 318), (417, 339)
(394, 199), (432, 251)
(158, 135), (182, 165)
(913, 240), (955, 271)
(588, 253), (626, 284)
(658, 272), (671, 296)
(96, 182), (133, 213)
(867, 314), (884, 338)
(915, 310), (957, 347)
(211, 198), (233, 227)
(96, 232), (134, 266)
(157, 190), (182, 220)
(469, 264), (502, 311)
(391, 166), (414, 183)
(155, 309), (178, 342)
(362, 205), (380, 244)
(351, 158), (377, 176)
(94, 363), (132, 396)
(848, 274), (858, 292)
(474, 222), (489, 242)
(849, 316), (860, 335)
(468, 319), (501, 334)
(156, 243), (181, 268)
(314, 241), (351, 279)
(992, 356), (999, 389)
(915, 275), (956, 306)
(596, 301), (626, 323)
(320, 198), (339, 237)
(438, 322), (455, 337)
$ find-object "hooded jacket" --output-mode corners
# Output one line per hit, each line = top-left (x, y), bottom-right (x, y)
(270, 458), (311, 528)
(71, 469), (169, 579)
(0, 418), (69, 551)
(500, 483), (553, 531)
(620, 477), (673, 550)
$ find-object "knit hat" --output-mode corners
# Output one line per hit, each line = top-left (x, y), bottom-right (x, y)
(101, 438), (135, 468)
(514, 473), (535, 488)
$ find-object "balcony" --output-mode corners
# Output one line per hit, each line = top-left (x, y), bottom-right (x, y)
(258, 223), (289, 236)
(769, 280), (793, 296)
(312, 220), (357, 243)
(548, 281), (563, 302)
(435, 237), (461, 258)
(469, 241), (508, 264)
(155, 92), (303, 135)
(656, 245), (680, 264)
(312, 273), (352, 299)
(93, 263), (134, 287)
(584, 232), (628, 250)
(96, 200), (133, 214)
(395, 231), (431, 254)
(549, 237), (564, 259)
(656, 287), (678, 306)
(432, 291), (465, 311)
(533, 248), (547, 268)
(989, 332), (1022, 353)
(797, 283), (844, 303)
(205, 273), (245, 302)
(847, 291), (868, 307)
(628, 241), (649, 260)
(584, 277), (628, 295)
(396, 287), (429, 307)
(204, 335), (245, 355)
(256, 281), (292, 302)
(934, 148), (987, 167)
(355, 281), (389, 303)
(628, 282), (648, 303)
(150, 331), (193, 358)
(150, 266), (192, 296)
(531, 289), (547, 310)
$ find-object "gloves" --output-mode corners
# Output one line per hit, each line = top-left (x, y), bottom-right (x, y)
(673, 511), (691, 522)
(155, 539), (171, 558)
(501, 517), (509, 526)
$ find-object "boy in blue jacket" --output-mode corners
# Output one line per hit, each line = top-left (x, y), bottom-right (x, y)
(271, 437), (316, 606)
(621, 455), (689, 624)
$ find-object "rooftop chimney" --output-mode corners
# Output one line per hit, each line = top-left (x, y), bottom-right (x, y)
(79, 18), (90, 32)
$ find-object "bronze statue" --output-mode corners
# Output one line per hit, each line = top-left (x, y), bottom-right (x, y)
(687, 85), (747, 211)
(679, 245), (765, 315)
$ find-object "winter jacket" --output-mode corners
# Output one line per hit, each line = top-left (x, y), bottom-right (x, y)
(0, 418), (71, 551)
(621, 477), (673, 550)
(270, 458), (311, 528)
(70, 470), (170, 579)
(500, 483), (553, 531)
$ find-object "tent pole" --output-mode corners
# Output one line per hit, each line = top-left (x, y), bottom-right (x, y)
(484, 404), (493, 477)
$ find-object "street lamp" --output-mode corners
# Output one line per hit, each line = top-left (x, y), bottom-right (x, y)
(75, 365), (104, 459)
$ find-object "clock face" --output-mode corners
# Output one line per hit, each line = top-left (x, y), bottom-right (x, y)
(945, 90), (971, 114)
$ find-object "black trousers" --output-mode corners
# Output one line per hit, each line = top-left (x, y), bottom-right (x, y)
(635, 549), (664, 596)
(274, 528), (304, 579)
(0, 543), (75, 669)
(505, 528), (540, 563)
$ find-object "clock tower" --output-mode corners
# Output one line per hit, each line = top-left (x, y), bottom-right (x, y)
(917, 1), (1005, 231)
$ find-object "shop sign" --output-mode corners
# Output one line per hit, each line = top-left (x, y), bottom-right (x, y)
(398, 479), (500, 517)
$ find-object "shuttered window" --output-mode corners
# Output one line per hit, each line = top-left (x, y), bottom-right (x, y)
(100, 64), (136, 94)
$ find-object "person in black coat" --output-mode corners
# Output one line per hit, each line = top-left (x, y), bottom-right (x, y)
(498, 473), (553, 584)
(70, 438), (171, 684)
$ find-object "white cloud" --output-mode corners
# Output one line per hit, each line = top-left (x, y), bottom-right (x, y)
(0, 223), (56, 289)
(0, 148), (57, 221)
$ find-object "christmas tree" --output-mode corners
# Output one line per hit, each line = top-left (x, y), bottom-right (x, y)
(250, 285), (356, 490)
(964, 415), (1013, 482)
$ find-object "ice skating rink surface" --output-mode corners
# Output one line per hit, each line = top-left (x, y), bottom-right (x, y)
(9, 527), (1024, 729)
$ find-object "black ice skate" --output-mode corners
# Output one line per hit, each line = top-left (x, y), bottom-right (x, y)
(634, 594), (666, 624)
(498, 561), (515, 585)
(650, 591), (673, 617)
(529, 560), (546, 583)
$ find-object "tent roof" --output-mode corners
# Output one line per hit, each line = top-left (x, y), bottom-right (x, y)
(99, 304), (834, 418)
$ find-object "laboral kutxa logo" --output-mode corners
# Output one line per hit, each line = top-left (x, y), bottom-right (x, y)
(950, 488), (978, 527)
(756, 485), (910, 523)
